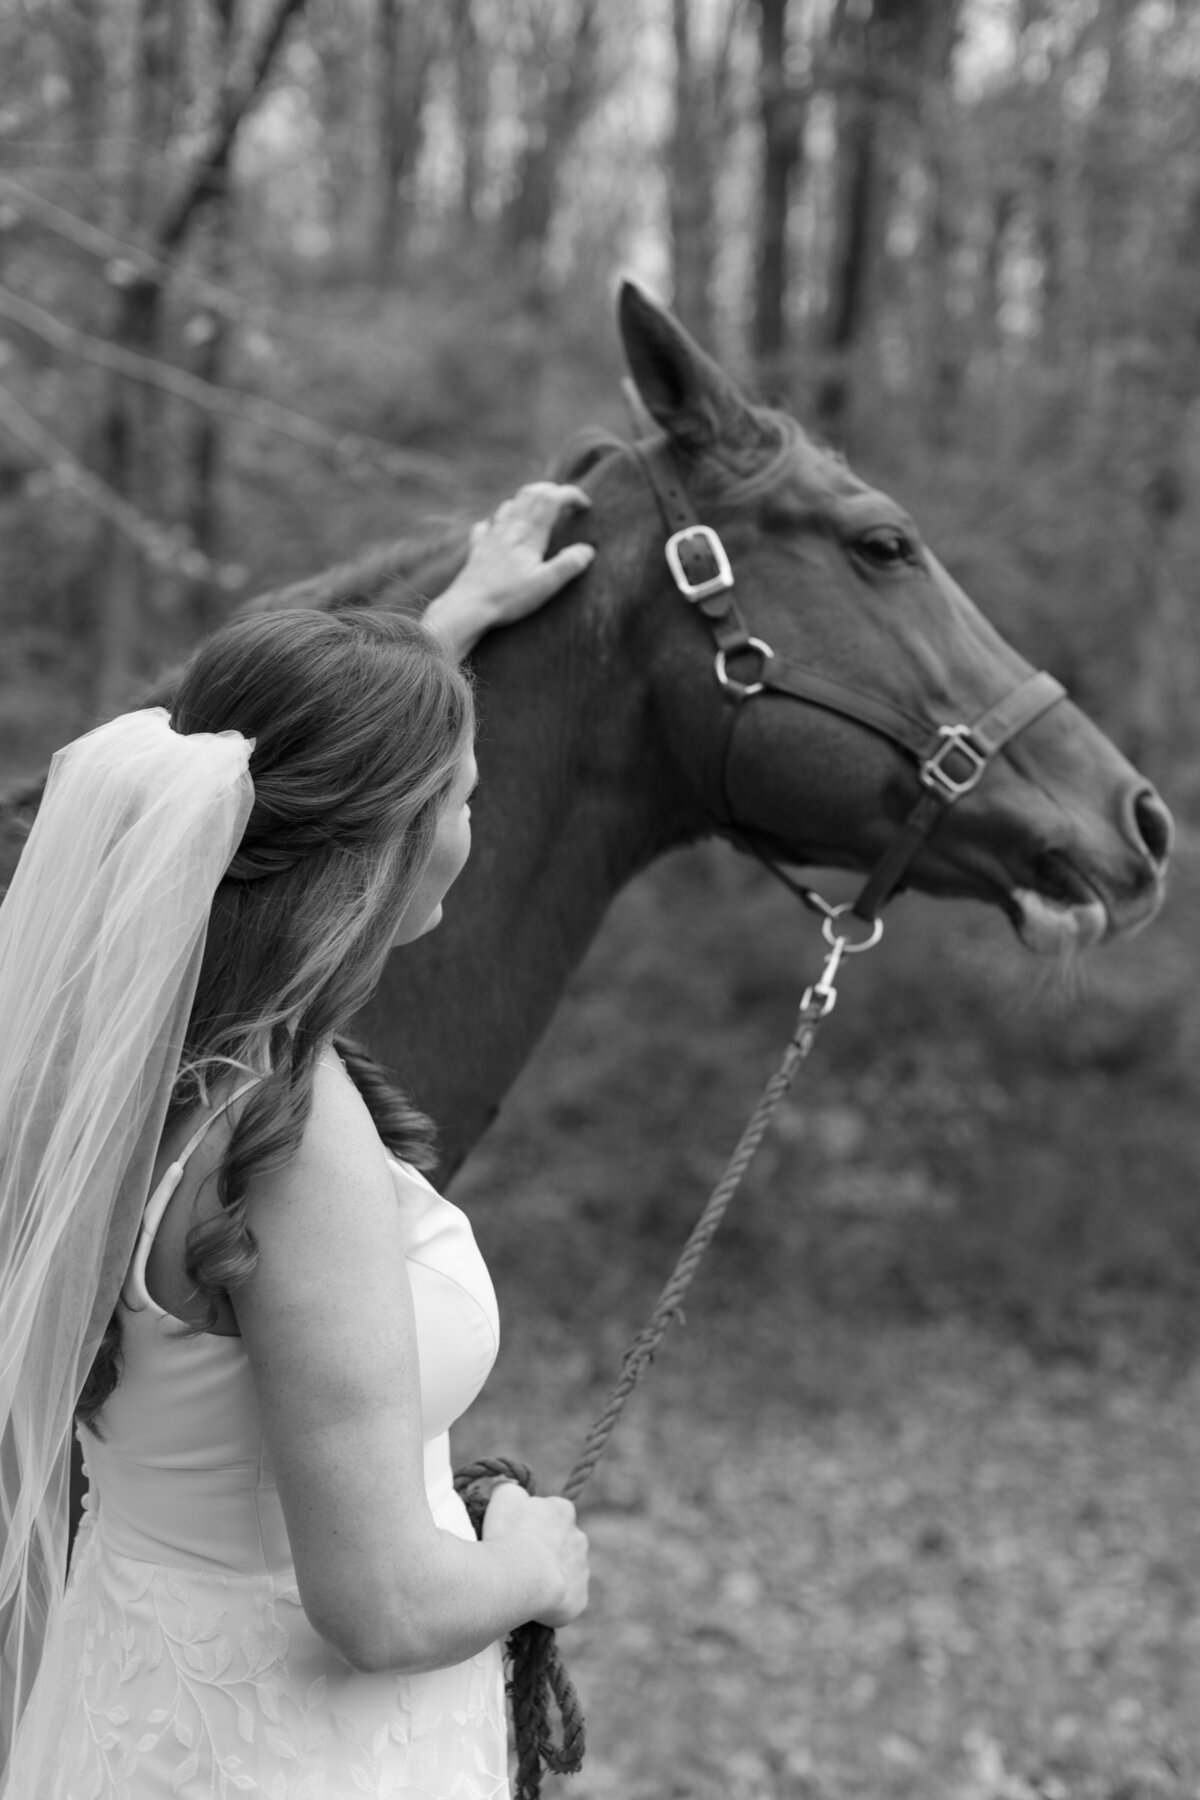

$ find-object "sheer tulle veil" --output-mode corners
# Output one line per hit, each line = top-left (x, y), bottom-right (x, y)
(0, 707), (254, 1797)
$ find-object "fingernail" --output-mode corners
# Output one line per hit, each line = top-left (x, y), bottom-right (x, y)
(576, 543), (596, 563)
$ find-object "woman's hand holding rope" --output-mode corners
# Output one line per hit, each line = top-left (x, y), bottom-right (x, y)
(482, 1480), (590, 1629)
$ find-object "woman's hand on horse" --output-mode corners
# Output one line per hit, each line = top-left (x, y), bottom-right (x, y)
(460, 482), (595, 622)
(425, 482), (595, 659)
(482, 1480), (591, 1629)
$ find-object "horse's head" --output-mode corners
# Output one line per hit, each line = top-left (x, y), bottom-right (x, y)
(594, 282), (1171, 953)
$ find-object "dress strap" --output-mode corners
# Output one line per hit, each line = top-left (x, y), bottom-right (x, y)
(171, 1078), (263, 1171)
(122, 1079), (263, 1313)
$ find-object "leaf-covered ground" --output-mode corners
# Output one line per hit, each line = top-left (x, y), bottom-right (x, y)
(465, 1316), (1199, 1800)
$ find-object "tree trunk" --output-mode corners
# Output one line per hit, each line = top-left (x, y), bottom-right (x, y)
(501, 0), (603, 298)
(916, 2), (964, 447)
(93, 280), (162, 709)
(374, 0), (436, 285)
(94, 0), (180, 707)
(183, 0), (237, 641)
(58, 0), (106, 171)
(90, 0), (308, 708)
(1081, 0), (1136, 387)
(669, 0), (717, 347)
(1121, 177), (1200, 779)
(451, 0), (486, 235)
(921, 136), (957, 447)
(816, 0), (929, 445)
(816, 77), (874, 441)
(375, 0), (401, 281)
(752, 0), (805, 383)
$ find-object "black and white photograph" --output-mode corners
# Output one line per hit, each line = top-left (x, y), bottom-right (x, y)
(0, 2), (1196, 1796)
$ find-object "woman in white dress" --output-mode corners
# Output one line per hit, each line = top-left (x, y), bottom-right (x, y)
(0, 484), (596, 1800)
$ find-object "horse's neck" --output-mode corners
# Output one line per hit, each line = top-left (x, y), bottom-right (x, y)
(358, 529), (699, 1182)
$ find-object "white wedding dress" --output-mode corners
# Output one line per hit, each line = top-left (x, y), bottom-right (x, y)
(44, 1122), (508, 1800)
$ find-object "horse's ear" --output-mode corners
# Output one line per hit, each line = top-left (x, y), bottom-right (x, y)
(620, 376), (657, 440)
(617, 280), (765, 458)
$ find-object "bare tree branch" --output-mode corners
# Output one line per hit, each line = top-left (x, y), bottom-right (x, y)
(0, 281), (457, 487)
(0, 174), (331, 337)
(0, 378), (248, 590)
(155, 0), (309, 258)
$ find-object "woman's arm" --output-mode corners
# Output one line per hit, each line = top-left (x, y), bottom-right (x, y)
(230, 1059), (587, 1675)
(423, 481), (595, 661)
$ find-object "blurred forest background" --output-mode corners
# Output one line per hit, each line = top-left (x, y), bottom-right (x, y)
(2, 0), (1200, 1796)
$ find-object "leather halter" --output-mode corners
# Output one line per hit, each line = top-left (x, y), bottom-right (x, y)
(633, 438), (1067, 923)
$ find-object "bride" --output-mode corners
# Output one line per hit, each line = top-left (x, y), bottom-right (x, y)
(0, 484), (595, 1799)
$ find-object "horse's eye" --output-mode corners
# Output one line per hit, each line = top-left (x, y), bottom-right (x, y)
(855, 526), (918, 569)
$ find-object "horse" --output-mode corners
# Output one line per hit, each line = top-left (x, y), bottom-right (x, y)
(282, 281), (1167, 1182)
(0, 282), (1173, 1187)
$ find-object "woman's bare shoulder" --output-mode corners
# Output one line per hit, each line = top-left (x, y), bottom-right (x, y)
(230, 1060), (407, 1334)
(153, 1057), (376, 1194)
(147, 1057), (391, 1314)
(295, 1053), (391, 1186)
(205, 1055), (394, 1230)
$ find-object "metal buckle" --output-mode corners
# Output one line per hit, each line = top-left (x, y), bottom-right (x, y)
(665, 525), (734, 601)
(714, 637), (774, 701)
(921, 725), (988, 798)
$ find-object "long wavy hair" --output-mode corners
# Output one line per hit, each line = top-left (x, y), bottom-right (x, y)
(77, 607), (474, 1429)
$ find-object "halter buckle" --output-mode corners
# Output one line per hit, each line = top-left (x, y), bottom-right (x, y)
(665, 525), (734, 601)
(921, 725), (988, 799)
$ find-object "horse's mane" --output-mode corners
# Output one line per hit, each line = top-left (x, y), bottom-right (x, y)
(704, 407), (808, 502)
(244, 522), (470, 621)
(551, 405), (809, 507)
(250, 392), (812, 625)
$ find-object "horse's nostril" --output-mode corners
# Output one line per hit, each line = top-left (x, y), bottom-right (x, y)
(1130, 787), (1174, 867)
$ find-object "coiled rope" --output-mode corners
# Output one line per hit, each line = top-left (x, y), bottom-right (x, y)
(454, 985), (839, 1799)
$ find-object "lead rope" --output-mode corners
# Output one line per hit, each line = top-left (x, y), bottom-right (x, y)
(454, 905), (881, 1798)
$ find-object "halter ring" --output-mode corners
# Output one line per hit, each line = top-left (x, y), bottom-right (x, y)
(820, 904), (885, 952)
(714, 637), (774, 701)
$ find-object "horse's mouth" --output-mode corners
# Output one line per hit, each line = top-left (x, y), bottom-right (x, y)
(1008, 886), (1109, 954)
(1006, 853), (1163, 955)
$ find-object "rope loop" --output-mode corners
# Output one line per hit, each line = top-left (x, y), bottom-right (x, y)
(452, 1459), (587, 1800)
